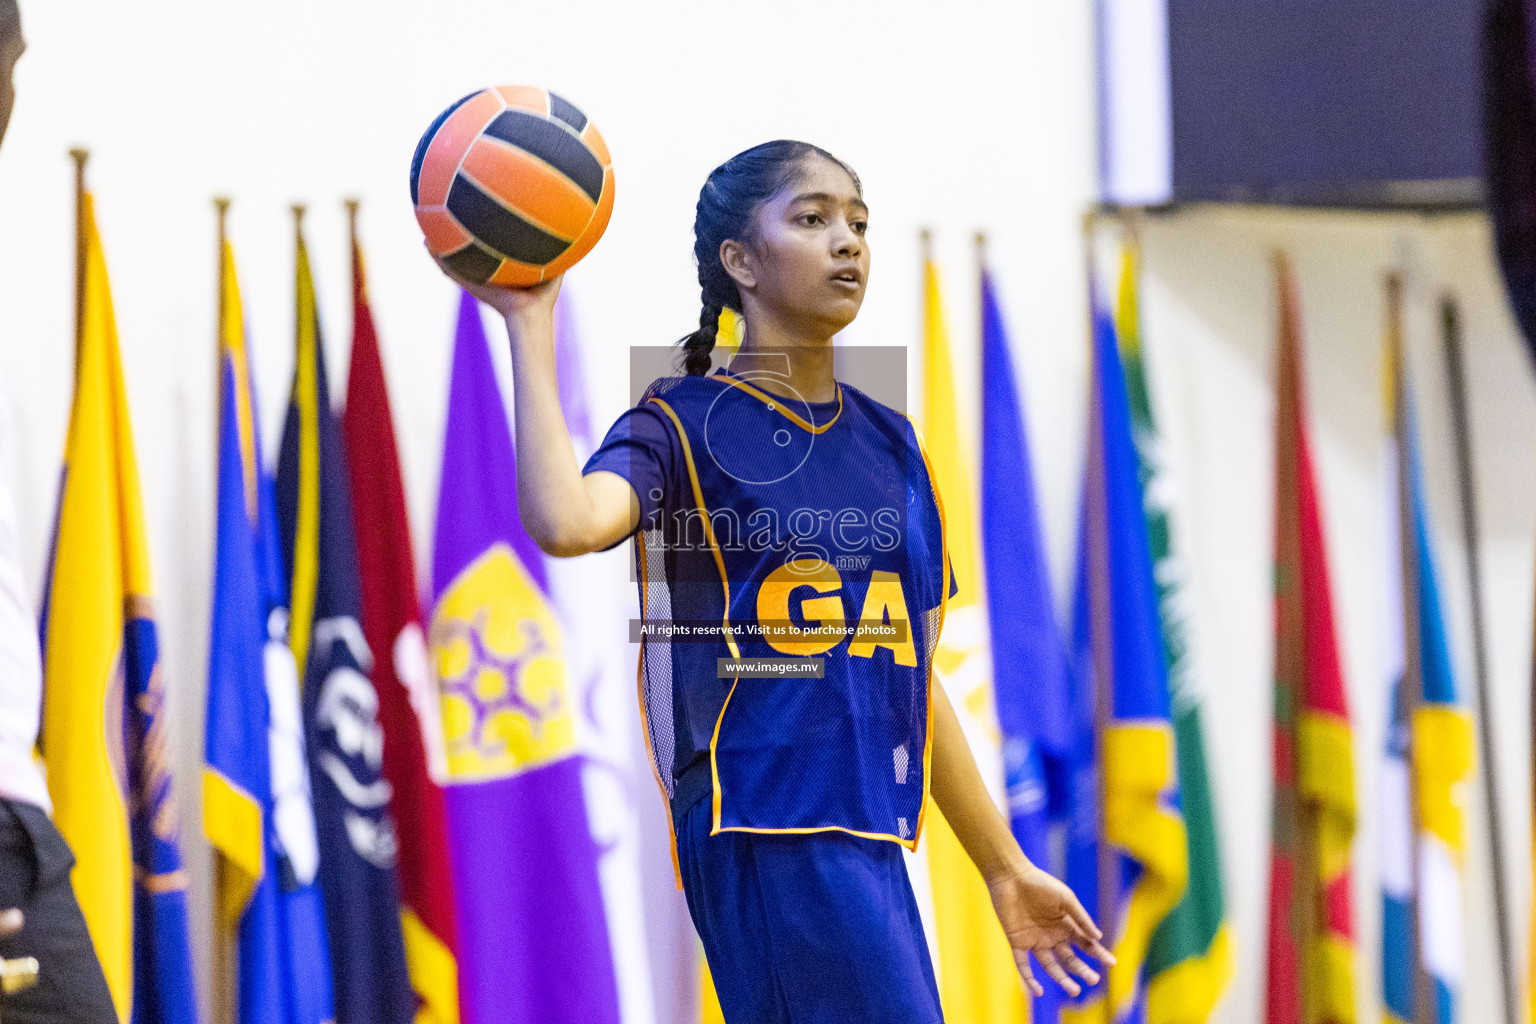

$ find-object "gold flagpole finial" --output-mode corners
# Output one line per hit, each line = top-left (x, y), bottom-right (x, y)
(919, 228), (933, 263)
(291, 203), (307, 228)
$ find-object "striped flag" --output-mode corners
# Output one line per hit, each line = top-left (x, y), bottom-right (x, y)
(1116, 242), (1233, 1023)
(919, 253), (1030, 1022)
(428, 292), (620, 1024)
(1059, 287), (1189, 1024)
(341, 214), (461, 1024)
(203, 224), (334, 1024)
(276, 217), (415, 1024)
(1265, 258), (1357, 1024)
(42, 185), (198, 1024)
(1379, 278), (1473, 1024)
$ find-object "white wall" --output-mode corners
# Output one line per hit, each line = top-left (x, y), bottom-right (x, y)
(2, 5), (1532, 1024)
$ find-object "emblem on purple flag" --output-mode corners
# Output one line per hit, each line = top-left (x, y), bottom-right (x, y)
(429, 291), (621, 1024)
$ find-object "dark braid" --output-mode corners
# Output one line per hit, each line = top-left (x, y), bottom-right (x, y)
(678, 140), (861, 375)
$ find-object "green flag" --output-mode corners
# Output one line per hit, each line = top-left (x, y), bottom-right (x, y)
(1116, 240), (1233, 1023)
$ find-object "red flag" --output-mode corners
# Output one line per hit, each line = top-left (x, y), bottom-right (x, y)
(1266, 257), (1358, 1024)
(342, 211), (461, 1024)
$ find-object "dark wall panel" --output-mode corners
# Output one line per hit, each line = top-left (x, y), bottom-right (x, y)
(1168, 0), (1482, 205)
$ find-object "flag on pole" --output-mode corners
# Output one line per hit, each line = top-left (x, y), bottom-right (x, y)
(276, 214), (414, 1024)
(341, 210), (461, 1024)
(546, 289), (665, 1024)
(1116, 242), (1233, 1023)
(979, 256), (1074, 1024)
(204, 220), (335, 1024)
(1379, 280), (1472, 1024)
(41, 177), (198, 1024)
(428, 291), (621, 1024)
(1059, 286), (1189, 1024)
(1265, 258), (1357, 1024)
(978, 257), (1072, 898)
(919, 249), (1030, 1023)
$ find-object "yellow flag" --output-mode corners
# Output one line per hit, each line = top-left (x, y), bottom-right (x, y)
(920, 255), (1030, 1023)
(41, 192), (147, 1023)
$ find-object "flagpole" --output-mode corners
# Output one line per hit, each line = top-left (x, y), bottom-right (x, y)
(1441, 294), (1519, 1024)
(1083, 212), (1117, 1024)
(209, 194), (236, 1024)
(69, 148), (88, 367)
(1386, 274), (1438, 1024)
(215, 195), (230, 386)
(1274, 252), (1316, 1023)
(345, 196), (360, 281)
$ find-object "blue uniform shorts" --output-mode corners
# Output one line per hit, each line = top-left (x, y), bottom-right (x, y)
(676, 793), (944, 1024)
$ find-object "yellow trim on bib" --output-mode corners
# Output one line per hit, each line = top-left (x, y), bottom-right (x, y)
(713, 372), (844, 434)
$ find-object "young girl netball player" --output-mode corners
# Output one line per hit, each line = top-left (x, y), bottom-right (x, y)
(437, 140), (1111, 1023)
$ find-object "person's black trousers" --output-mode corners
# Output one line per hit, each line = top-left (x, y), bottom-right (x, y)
(0, 798), (116, 1024)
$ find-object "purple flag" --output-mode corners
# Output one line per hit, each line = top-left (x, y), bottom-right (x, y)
(428, 291), (621, 1024)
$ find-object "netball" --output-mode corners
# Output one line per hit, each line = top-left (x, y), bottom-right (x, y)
(410, 85), (614, 288)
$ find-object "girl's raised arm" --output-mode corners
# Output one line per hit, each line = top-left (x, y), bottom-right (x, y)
(446, 269), (640, 557)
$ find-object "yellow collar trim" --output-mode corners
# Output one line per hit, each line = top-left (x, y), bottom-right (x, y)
(713, 372), (843, 434)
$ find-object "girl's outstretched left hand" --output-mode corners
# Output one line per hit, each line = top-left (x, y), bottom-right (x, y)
(986, 863), (1116, 998)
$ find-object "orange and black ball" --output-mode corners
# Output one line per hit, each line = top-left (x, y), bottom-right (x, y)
(410, 86), (614, 287)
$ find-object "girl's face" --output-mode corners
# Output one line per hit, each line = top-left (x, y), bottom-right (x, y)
(729, 155), (870, 338)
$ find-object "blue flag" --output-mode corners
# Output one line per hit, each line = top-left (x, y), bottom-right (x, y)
(1060, 299), (1189, 1022)
(276, 228), (414, 1024)
(979, 267), (1072, 869)
(203, 237), (335, 1024)
(128, 607), (198, 1024)
(1380, 326), (1473, 1024)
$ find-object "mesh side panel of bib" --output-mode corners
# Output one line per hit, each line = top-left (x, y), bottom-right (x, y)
(637, 528), (677, 798)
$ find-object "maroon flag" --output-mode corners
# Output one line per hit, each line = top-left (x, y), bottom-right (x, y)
(1265, 258), (1357, 1024)
(342, 208), (460, 1023)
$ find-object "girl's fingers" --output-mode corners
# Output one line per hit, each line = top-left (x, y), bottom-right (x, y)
(1082, 938), (1116, 965)
(1064, 891), (1104, 941)
(1056, 943), (1100, 986)
(1035, 947), (1081, 998)
(1061, 911), (1095, 944)
(1013, 948), (1044, 998)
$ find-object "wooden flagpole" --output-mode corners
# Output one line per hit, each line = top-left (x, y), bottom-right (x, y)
(1386, 274), (1437, 1024)
(1274, 252), (1316, 1024)
(1440, 293), (1519, 1024)
(69, 149), (87, 367)
(209, 194), (236, 1024)
(1083, 212), (1117, 1024)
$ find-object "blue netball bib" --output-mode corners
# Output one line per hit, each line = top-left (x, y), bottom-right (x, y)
(631, 369), (949, 848)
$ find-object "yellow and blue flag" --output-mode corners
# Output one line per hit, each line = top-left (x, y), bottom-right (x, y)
(1059, 293), (1189, 1024)
(275, 222), (414, 1024)
(1379, 282), (1472, 1024)
(204, 230), (335, 1024)
(41, 190), (197, 1024)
